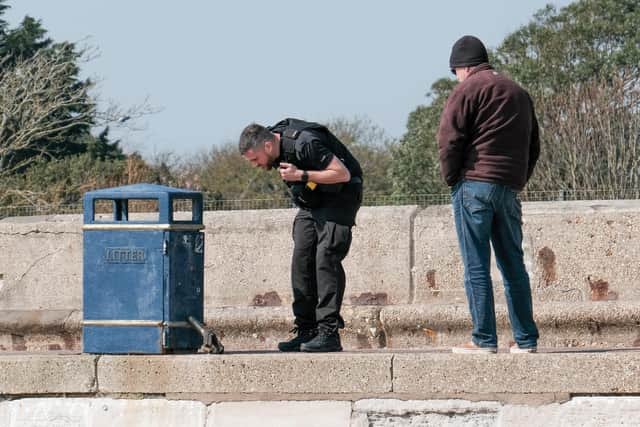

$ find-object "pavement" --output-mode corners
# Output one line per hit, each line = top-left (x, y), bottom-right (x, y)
(2, 347), (640, 399)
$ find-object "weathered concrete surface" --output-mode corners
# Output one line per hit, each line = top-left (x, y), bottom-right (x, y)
(393, 350), (640, 394)
(205, 305), (385, 351)
(0, 354), (96, 394)
(380, 301), (640, 349)
(208, 401), (352, 427)
(0, 398), (206, 427)
(2, 350), (638, 398)
(204, 207), (416, 307)
(351, 399), (502, 426)
(2, 300), (638, 353)
(3, 201), (640, 316)
(97, 353), (393, 394)
(0, 310), (81, 352)
(413, 200), (640, 304)
(500, 396), (640, 427)
(2, 396), (639, 426)
(0, 216), (82, 311)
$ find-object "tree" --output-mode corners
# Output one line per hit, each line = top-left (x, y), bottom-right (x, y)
(394, 0), (640, 198)
(496, 0), (640, 94)
(186, 143), (286, 203)
(0, 46), (98, 175)
(390, 78), (455, 196)
(0, 3), (154, 209)
(495, 0), (640, 193)
(323, 116), (394, 195)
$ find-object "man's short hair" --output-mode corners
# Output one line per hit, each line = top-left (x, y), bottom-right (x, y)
(238, 123), (274, 155)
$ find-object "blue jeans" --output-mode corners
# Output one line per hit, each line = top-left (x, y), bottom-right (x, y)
(451, 180), (539, 348)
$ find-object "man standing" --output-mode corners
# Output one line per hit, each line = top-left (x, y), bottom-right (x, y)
(239, 118), (363, 352)
(437, 35), (540, 354)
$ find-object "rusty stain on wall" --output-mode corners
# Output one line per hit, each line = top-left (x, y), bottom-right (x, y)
(426, 270), (440, 297)
(251, 291), (282, 307)
(350, 292), (389, 306)
(422, 328), (437, 343)
(587, 276), (618, 301)
(537, 246), (557, 286)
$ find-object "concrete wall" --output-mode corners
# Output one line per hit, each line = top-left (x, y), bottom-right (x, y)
(2, 397), (640, 427)
(2, 352), (640, 426)
(2, 200), (640, 314)
(413, 200), (640, 304)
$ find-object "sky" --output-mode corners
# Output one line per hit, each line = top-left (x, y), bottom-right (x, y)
(5, 1), (573, 158)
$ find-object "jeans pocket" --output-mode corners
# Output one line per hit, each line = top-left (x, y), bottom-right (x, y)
(462, 181), (495, 213)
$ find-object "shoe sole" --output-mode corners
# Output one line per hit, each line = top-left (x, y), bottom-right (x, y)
(277, 346), (301, 352)
(452, 347), (497, 354)
(299, 346), (343, 353)
(510, 347), (537, 354)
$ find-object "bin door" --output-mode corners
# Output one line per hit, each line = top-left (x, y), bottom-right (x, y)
(163, 230), (204, 350)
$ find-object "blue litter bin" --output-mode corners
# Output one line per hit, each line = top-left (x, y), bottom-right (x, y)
(82, 183), (207, 354)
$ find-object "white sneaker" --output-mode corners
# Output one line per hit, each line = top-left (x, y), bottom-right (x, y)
(452, 342), (498, 354)
(510, 345), (537, 354)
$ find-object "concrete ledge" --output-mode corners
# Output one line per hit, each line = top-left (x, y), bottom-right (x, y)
(2, 301), (639, 352)
(97, 353), (393, 394)
(381, 301), (640, 348)
(2, 350), (640, 399)
(0, 354), (97, 394)
(393, 350), (640, 394)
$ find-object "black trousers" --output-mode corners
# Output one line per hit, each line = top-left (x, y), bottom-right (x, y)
(291, 209), (354, 332)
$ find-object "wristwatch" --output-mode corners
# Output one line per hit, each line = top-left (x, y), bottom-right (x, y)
(301, 170), (309, 183)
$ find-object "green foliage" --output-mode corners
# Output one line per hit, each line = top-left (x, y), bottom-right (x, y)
(324, 117), (394, 195)
(390, 78), (454, 195)
(0, 154), (126, 206)
(496, 0), (640, 92)
(0, 0), (9, 34)
(495, 0), (640, 192)
(393, 0), (640, 196)
(186, 143), (285, 201)
(0, 2), (127, 208)
(0, 15), (52, 65)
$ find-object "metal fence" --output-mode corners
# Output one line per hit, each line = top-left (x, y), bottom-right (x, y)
(1, 188), (640, 220)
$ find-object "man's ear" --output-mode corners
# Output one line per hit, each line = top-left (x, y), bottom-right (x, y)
(264, 140), (273, 154)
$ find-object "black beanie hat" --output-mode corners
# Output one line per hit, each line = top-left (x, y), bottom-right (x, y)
(449, 35), (488, 69)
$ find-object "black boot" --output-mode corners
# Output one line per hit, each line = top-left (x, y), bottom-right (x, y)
(277, 327), (317, 352)
(300, 330), (342, 352)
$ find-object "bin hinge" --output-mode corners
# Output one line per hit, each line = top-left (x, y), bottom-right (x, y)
(163, 239), (168, 255)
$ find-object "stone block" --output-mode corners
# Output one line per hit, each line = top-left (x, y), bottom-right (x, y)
(0, 215), (83, 311)
(208, 401), (351, 427)
(98, 353), (392, 394)
(0, 354), (96, 395)
(0, 398), (206, 427)
(393, 351), (640, 394)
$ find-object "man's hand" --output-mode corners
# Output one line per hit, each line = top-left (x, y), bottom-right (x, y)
(279, 162), (302, 182)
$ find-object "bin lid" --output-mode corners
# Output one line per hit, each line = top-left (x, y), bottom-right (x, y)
(83, 183), (201, 199)
(82, 183), (204, 229)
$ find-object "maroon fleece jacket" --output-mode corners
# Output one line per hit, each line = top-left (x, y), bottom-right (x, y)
(437, 64), (540, 190)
